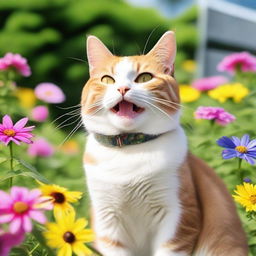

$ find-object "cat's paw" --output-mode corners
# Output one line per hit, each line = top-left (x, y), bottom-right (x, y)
(154, 247), (188, 256)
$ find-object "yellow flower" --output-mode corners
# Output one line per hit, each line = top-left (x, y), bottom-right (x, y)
(208, 83), (249, 103)
(60, 140), (79, 155)
(233, 182), (256, 212)
(16, 87), (36, 108)
(44, 209), (95, 256)
(179, 85), (201, 103)
(39, 183), (82, 218)
(181, 60), (197, 72)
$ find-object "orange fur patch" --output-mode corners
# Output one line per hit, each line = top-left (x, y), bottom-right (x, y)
(98, 237), (125, 248)
(83, 152), (97, 165)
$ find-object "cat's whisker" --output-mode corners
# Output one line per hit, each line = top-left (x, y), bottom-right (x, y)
(56, 117), (81, 130)
(51, 108), (81, 125)
(55, 113), (81, 130)
(56, 104), (81, 110)
(66, 56), (88, 64)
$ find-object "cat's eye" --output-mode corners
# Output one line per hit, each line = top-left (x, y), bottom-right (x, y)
(101, 75), (115, 84)
(135, 73), (153, 83)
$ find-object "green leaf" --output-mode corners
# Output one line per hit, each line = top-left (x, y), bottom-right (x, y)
(0, 170), (22, 182)
(17, 159), (37, 172)
(20, 171), (50, 184)
(32, 226), (55, 256)
(0, 156), (8, 165)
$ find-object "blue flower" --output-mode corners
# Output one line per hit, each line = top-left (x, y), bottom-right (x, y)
(217, 134), (256, 165)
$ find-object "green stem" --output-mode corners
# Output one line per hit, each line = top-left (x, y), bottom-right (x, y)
(28, 243), (40, 255)
(238, 158), (243, 182)
(86, 244), (104, 256)
(9, 141), (14, 187)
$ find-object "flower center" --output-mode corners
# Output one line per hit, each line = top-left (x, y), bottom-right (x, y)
(63, 231), (76, 243)
(235, 145), (247, 153)
(3, 129), (16, 137)
(51, 192), (65, 204)
(45, 91), (53, 96)
(13, 201), (29, 214)
(250, 195), (256, 204)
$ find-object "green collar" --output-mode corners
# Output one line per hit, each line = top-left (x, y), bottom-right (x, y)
(93, 132), (162, 147)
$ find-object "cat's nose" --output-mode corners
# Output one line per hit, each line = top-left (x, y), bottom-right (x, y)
(118, 86), (130, 96)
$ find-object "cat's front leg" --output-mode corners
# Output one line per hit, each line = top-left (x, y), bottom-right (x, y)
(96, 238), (133, 256)
(154, 247), (188, 256)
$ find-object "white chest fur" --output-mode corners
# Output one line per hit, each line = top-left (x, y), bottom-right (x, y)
(84, 127), (187, 256)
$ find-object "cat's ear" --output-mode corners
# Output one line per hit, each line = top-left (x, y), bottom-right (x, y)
(147, 31), (176, 72)
(86, 35), (113, 72)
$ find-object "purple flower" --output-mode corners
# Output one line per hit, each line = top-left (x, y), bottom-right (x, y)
(0, 187), (50, 233)
(217, 52), (256, 74)
(0, 115), (35, 145)
(217, 134), (256, 165)
(31, 105), (49, 122)
(243, 178), (252, 183)
(28, 138), (54, 157)
(0, 229), (24, 256)
(194, 106), (235, 126)
(192, 76), (228, 91)
(35, 83), (65, 104)
(0, 53), (31, 77)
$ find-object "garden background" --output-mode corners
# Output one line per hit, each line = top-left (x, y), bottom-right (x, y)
(1, 0), (256, 255)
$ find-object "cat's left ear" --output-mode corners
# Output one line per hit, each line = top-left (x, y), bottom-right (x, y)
(147, 31), (176, 73)
(86, 35), (113, 73)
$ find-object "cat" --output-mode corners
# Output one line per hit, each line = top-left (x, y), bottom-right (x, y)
(81, 31), (248, 256)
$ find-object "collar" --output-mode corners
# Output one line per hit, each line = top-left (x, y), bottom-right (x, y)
(93, 132), (163, 147)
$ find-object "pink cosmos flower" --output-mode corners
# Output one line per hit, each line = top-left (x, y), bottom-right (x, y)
(0, 228), (24, 256)
(0, 187), (51, 234)
(194, 106), (235, 126)
(0, 53), (31, 77)
(192, 76), (228, 91)
(217, 52), (256, 74)
(28, 138), (54, 157)
(0, 115), (35, 145)
(35, 83), (65, 103)
(31, 105), (49, 122)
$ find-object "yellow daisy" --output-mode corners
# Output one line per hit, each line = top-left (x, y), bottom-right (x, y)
(179, 84), (201, 103)
(208, 83), (249, 103)
(39, 183), (82, 218)
(44, 209), (95, 256)
(233, 182), (256, 212)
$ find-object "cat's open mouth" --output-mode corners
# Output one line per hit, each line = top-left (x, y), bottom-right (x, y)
(110, 100), (144, 118)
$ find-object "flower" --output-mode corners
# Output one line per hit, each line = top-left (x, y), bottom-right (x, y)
(35, 83), (65, 104)
(0, 115), (35, 145)
(179, 85), (201, 103)
(233, 182), (256, 212)
(181, 60), (196, 72)
(16, 87), (36, 108)
(44, 210), (94, 256)
(28, 138), (54, 157)
(194, 106), (235, 126)
(39, 183), (82, 218)
(192, 76), (228, 91)
(0, 53), (31, 77)
(60, 140), (79, 155)
(208, 83), (249, 103)
(31, 106), (49, 122)
(217, 134), (256, 165)
(0, 187), (50, 233)
(217, 52), (256, 74)
(243, 178), (252, 183)
(0, 229), (25, 256)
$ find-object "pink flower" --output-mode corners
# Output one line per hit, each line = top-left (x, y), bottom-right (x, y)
(28, 138), (54, 157)
(31, 105), (49, 122)
(192, 76), (228, 91)
(0, 115), (35, 145)
(217, 52), (256, 74)
(35, 83), (65, 103)
(194, 106), (235, 126)
(0, 228), (24, 256)
(0, 187), (51, 233)
(0, 53), (31, 77)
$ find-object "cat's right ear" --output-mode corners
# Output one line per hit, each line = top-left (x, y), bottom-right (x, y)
(86, 35), (113, 73)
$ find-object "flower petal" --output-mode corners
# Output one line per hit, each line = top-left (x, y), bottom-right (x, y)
(10, 186), (29, 201)
(72, 242), (92, 256)
(9, 217), (22, 234)
(0, 214), (14, 223)
(243, 154), (255, 165)
(22, 215), (32, 232)
(29, 210), (46, 224)
(13, 117), (28, 130)
(217, 136), (236, 148)
(222, 149), (237, 159)
(57, 243), (72, 256)
(2, 115), (13, 128)
(241, 134), (250, 146)
(247, 139), (256, 149)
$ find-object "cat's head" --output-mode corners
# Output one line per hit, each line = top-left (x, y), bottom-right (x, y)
(81, 31), (180, 135)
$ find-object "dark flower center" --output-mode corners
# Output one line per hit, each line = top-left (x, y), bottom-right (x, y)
(63, 231), (76, 243)
(3, 129), (16, 137)
(235, 145), (247, 153)
(51, 192), (65, 204)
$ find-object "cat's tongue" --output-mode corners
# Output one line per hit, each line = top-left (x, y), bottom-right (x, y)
(117, 101), (136, 118)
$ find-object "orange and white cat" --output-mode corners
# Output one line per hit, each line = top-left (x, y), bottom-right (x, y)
(81, 31), (248, 256)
